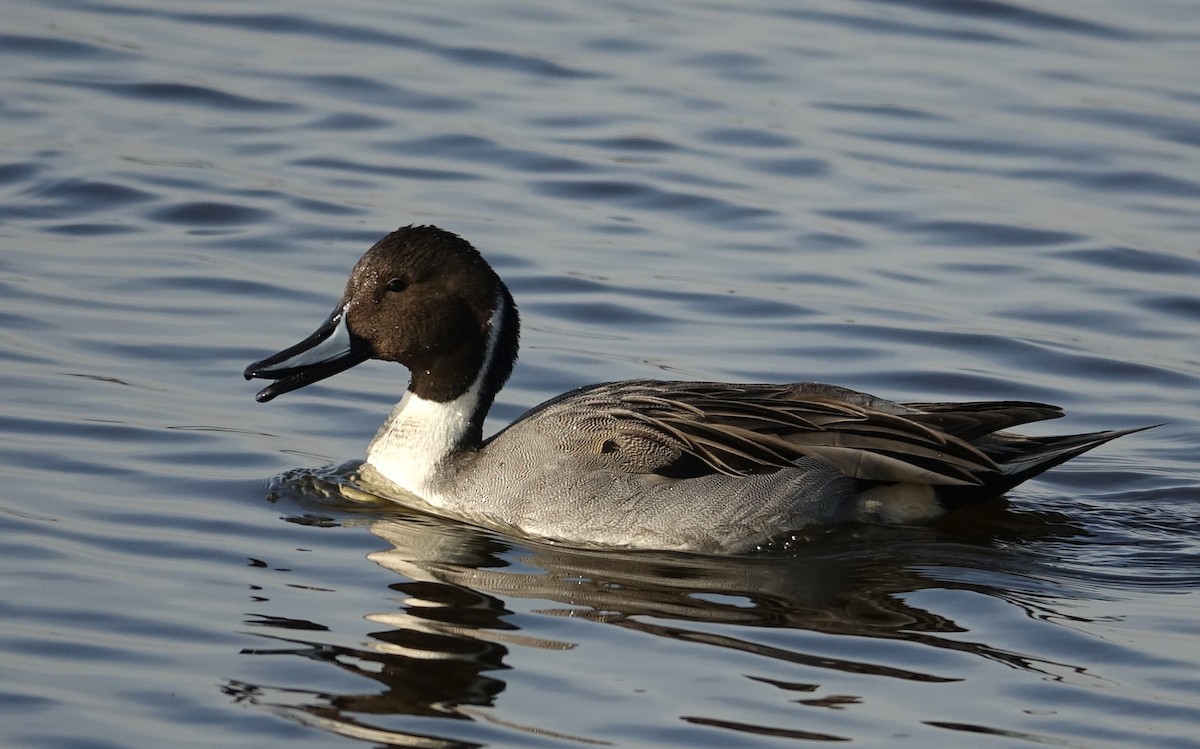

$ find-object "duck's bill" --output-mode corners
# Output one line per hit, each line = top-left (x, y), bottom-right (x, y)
(244, 305), (371, 402)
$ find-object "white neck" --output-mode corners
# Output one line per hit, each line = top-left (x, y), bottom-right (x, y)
(365, 389), (477, 505)
(364, 294), (506, 506)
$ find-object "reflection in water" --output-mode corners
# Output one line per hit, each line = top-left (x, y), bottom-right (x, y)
(227, 467), (1097, 746)
(227, 574), (510, 749)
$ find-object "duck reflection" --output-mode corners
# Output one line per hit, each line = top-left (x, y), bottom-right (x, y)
(227, 464), (1086, 746)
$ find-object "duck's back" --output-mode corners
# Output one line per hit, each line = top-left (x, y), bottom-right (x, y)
(429, 380), (1138, 552)
(437, 381), (924, 551)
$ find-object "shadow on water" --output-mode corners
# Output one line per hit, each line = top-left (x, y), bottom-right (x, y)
(222, 464), (1124, 747)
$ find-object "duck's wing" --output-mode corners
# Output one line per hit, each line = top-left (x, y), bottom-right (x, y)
(567, 382), (1066, 486)
(901, 400), (1065, 441)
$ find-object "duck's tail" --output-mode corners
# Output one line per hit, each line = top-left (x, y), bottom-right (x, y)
(937, 425), (1156, 508)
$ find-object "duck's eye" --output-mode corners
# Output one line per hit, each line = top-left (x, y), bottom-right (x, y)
(385, 277), (409, 293)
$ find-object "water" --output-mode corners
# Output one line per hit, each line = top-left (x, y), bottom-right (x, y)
(3, 0), (1199, 746)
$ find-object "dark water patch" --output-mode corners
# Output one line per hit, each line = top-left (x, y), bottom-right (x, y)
(291, 156), (477, 182)
(0, 340), (56, 368)
(815, 102), (950, 122)
(903, 221), (1081, 248)
(106, 7), (421, 50)
(1030, 105), (1200, 148)
(0, 691), (53, 713)
(923, 721), (1090, 748)
(378, 134), (591, 174)
(51, 80), (299, 113)
(622, 85), (723, 114)
(838, 129), (1095, 163)
(226, 225), (391, 253)
(514, 273), (608, 297)
(1014, 168), (1200, 198)
(935, 261), (1023, 277)
(562, 135), (683, 153)
(478, 250), (539, 274)
(0, 101), (41, 122)
(73, 340), (231, 368)
(643, 284), (815, 321)
(295, 74), (472, 112)
(531, 178), (648, 202)
(0, 519), (66, 567)
(42, 222), (138, 236)
(792, 232), (865, 254)
(1137, 293), (1200, 322)
(114, 170), (222, 193)
(682, 715), (850, 742)
(11, 734), (144, 749)
(307, 112), (391, 131)
(583, 36), (658, 54)
(28, 601), (218, 651)
(648, 168), (745, 190)
(0, 413), (206, 449)
(531, 178), (778, 226)
(149, 201), (271, 227)
(1003, 307), (1147, 339)
(841, 150), (983, 174)
(874, 365), (1061, 403)
(0, 438), (158, 482)
(683, 52), (785, 84)
(287, 197), (363, 217)
(1011, 348), (1195, 393)
(768, 7), (1012, 44)
(817, 208), (911, 228)
(527, 112), (640, 130)
(743, 156), (831, 178)
(19, 177), (155, 214)
(104, 273), (284, 299)
(692, 294), (812, 323)
(0, 33), (129, 60)
(0, 162), (40, 186)
(582, 218), (654, 237)
(535, 301), (674, 328)
(864, 0), (1133, 40)
(759, 266), (865, 289)
(0, 275), (58, 319)
(1057, 246), (1200, 275)
(1, 633), (151, 668)
(441, 45), (602, 80)
(140, 447), (289, 475)
(701, 127), (798, 149)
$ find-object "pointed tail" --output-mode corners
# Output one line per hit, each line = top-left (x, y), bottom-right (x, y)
(938, 424), (1157, 508)
(994, 426), (1154, 486)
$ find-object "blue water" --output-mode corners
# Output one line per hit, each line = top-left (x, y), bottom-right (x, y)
(3, 1), (1199, 747)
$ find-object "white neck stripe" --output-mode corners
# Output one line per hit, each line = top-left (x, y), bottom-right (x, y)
(363, 293), (507, 504)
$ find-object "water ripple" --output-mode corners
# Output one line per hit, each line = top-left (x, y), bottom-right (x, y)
(864, 0), (1134, 40)
(50, 79), (299, 112)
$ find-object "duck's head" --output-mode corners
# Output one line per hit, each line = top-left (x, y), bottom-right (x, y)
(245, 225), (519, 404)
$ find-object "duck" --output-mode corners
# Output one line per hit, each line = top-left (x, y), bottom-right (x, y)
(245, 225), (1145, 553)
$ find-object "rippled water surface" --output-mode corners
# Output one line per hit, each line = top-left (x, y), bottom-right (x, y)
(3, 1), (1199, 747)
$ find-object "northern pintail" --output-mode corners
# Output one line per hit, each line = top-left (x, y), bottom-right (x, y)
(245, 225), (1144, 553)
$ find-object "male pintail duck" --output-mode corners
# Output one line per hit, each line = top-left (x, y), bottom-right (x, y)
(245, 225), (1145, 553)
